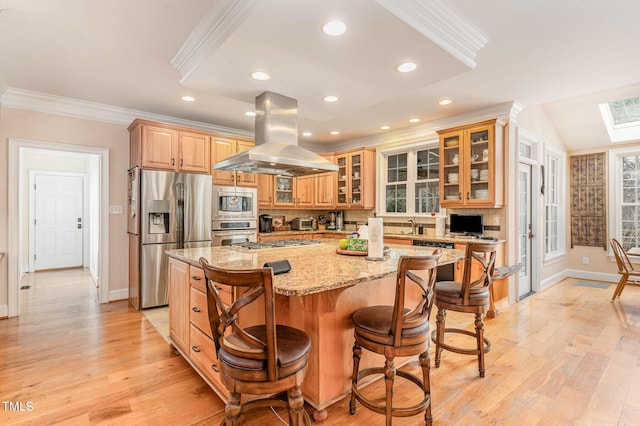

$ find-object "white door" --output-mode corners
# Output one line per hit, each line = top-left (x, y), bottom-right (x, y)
(518, 163), (533, 299)
(35, 174), (84, 270)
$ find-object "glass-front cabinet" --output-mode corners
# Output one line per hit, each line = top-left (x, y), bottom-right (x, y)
(438, 119), (504, 208)
(274, 176), (296, 207)
(335, 148), (376, 209)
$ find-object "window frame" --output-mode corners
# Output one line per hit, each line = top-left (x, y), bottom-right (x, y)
(376, 138), (443, 218)
(609, 147), (640, 253)
(543, 145), (566, 262)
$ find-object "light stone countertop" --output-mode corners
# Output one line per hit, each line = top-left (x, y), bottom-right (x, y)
(259, 230), (503, 244)
(166, 239), (465, 297)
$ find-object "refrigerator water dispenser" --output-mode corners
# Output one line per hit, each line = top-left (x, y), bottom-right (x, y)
(147, 200), (170, 234)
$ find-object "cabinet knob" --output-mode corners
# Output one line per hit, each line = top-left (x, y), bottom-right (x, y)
(180, 158), (183, 167)
(192, 346), (201, 353)
(466, 192), (470, 200)
(211, 363), (220, 373)
(171, 158), (175, 166)
(191, 276), (201, 281)
(192, 307), (201, 313)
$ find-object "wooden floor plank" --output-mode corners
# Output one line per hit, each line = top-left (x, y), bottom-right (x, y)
(2, 269), (640, 424)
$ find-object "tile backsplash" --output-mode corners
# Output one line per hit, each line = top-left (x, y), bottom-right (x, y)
(259, 207), (505, 239)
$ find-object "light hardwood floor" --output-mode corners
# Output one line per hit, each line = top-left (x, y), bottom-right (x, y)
(1, 270), (639, 425)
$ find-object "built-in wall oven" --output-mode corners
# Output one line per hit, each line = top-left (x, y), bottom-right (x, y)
(413, 240), (455, 281)
(211, 185), (258, 246)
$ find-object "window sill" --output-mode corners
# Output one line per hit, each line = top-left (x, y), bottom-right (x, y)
(543, 253), (566, 266)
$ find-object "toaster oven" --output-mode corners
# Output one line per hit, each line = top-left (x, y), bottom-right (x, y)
(291, 217), (314, 231)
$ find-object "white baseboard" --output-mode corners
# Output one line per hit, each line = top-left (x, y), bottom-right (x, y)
(109, 288), (129, 302)
(539, 269), (618, 293)
(0, 304), (7, 318)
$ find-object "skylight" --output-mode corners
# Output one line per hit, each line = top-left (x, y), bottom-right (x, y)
(599, 96), (640, 143)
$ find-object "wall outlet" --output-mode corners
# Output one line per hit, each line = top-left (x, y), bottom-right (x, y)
(582, 256), (589, 265)
(109, 205), (123, 215)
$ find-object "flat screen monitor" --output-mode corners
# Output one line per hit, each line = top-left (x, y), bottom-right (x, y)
(449, 213), (483, 236)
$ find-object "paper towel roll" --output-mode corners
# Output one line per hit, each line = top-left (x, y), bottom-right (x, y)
(435, 217), (445, 237)
(368, 217), (384, 259)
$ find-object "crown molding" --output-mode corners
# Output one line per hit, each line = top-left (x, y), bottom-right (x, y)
(374, 0), (489, 69)
(171, 0), (259, 84)
(309, 102), (516, 152)
(0, 87), (253, 137)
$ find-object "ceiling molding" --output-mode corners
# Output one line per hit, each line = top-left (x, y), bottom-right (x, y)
(171, 0), (259, 84)
(311, 102), (516, 152)
(374, 0), (489, 69)
(0, 87), (253, 137)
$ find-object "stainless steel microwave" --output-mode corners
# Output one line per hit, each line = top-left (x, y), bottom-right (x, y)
(291, 217), (314, 231)
(212, 185), (257, 220)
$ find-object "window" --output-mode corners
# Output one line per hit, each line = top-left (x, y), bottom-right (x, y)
(608, 148), (640, 252)
(599, 97), (640, 143)
(620, 154), (640, 250)
(544, 146), (566, 260)
(381, 142), (440, 215)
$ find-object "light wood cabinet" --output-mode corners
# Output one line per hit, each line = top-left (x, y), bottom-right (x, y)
(258, 175), (312, 208)
(211, 137), (257, 187)
(438, 119), (504, 208)
(335, 148), (376, 209)
(168, 257), (190, 354)
(314, 154), (336, 208)
(129, 119), (210, 173)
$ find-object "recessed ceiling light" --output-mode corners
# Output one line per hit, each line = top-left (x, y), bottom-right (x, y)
(302, 132), (312, 137)
(396, 62), (418, 73)
(245, 111), (256, 117)
(323, 95), (338, 103)
(330, 131), (340, 135)
(380, 125), (390, 130)
(438, 98), (453, 106)
(409, 118), (420, 123)
(181, 96), (195, 102)
(322, 20), (347, 36)
(251, 71), (270, 81)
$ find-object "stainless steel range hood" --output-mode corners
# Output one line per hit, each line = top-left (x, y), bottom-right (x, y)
(213, 91), (338, 177)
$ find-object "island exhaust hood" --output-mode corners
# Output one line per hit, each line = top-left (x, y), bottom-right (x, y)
(213, 91), (338, 177)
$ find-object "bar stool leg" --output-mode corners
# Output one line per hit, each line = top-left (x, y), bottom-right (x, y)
(287, 385), (307, 426)
(475, 313), (485, 378)
(384, 356), (395, 426)
(419, 350), (433, 426)
(350, 341), (362, 415)
(224, 391), (242, 425)
(434, 306), (446, 368)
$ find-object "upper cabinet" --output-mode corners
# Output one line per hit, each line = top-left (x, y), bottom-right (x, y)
(335, 148), (376, 209)
(211, 137), (257, 187)
(438, 119), (505, 208)
(129, 119), (210, 174)
(314, 154), (335, 208)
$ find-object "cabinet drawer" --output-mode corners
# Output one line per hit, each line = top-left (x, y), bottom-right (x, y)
(189, 324), (227, 397)
(190, 287), (212, 338)
(189, 266), (206, 292)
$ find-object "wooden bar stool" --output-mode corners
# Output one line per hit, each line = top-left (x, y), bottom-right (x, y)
(199, 258), (312, 425)
(349, 249), (442, 426)
(431, 242), (497, 378)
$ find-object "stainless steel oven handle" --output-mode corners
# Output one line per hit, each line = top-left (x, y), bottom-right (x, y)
(212, 230), (256, 237)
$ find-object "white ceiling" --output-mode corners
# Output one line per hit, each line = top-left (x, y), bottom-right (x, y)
(1, 0), (640, 151)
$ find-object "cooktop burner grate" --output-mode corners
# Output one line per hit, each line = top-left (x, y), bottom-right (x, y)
(230, 239), (323, 250)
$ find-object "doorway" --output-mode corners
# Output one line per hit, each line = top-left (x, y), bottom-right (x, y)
(518, 163), (533, 299)
(32, 173), (86, 270)
(7, 139), (110, 318)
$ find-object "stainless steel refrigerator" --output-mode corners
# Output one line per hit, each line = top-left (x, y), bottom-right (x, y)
(128, 167), (211, 308)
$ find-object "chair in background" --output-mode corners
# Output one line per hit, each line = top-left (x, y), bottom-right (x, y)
(199, 258), (312, 425)
(610, 238), (640, 301)
(349, 249), (442, 426)
(431, 242), (497, 378)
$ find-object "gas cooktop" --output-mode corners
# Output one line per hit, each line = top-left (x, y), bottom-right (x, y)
(229, 239), (323, 250)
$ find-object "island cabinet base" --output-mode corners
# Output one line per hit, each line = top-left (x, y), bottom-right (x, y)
(272, 274), (424, 421)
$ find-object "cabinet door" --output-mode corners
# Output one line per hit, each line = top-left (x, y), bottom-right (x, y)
(440, 130), (464, 207)
(274, 176), (296, 207)
(295, 175), (315, 208)
(236, 140), (257, 186)
(169, 258), (190, 353)
(336, 155), (350, 207)
(257, 174), (273, 207)
(179, 131), (210, 173)
(315, 171), (335, 208)
(466, 124), (495, 205)
(349, 152), (365, 208)
(141, 126), (178, 170)
(211, 137), (236, 185)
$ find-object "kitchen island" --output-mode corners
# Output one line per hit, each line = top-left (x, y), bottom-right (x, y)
(166, 239), (464, 422)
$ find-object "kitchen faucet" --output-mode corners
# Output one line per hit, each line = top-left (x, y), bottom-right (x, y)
(408, 218), (417, 235)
